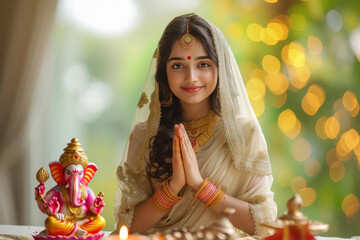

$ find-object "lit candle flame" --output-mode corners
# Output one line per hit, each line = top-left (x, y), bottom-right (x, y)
(119, 225), (128, 240)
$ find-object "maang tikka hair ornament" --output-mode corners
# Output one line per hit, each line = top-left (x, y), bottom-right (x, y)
(180, 17), (195, 51)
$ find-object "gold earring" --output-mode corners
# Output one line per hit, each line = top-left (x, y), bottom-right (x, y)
(161, 93), (173, 107)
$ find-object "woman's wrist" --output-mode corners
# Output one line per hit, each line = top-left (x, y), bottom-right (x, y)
(193, 177), (224, 208)
(153, 180), (183, 212)
(190, 177), (204, 191)
(169, 179), (184, 195)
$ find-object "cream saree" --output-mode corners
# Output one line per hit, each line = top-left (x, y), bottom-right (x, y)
(115, 119), (277, 236)
(114, 14), (277, 238)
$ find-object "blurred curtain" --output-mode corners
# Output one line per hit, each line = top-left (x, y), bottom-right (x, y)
(0, 0), (57, 224)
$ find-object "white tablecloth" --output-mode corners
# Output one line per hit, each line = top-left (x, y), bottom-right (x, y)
(0, 225), (358, 240)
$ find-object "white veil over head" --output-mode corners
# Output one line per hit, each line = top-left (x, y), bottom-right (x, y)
(118, 14), (272, 179)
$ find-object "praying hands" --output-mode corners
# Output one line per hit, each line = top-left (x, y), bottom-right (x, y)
(169, 123), (204, 195)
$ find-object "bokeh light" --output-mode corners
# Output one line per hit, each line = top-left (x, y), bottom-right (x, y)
(342, 194), (360, 217)
(305, 158), (322, 177)
(269, 17), (289, 41)
(287, 42), (306, 68)
(324, 116), (340, 139)
(329, 162), (345, 183)
(292, 138), (311, 162)
(343, 91), (359, 114)
(250, 100), (266, 117)
(291, 176), (307, 193)
(278, 109), (302, 138)
(336, 140), (352, 161)
(287, 65), (311, 90)
(302, 84), (325, 116)
(315, 117), (328, 140)
(226, 21), (244, 41)
(265, 72), (289, 96)
(354, 142), (360, 165)
(247, 23), (263, 42)
(246, 77), (266, 117)
(326, 10), (343, 32)
(262, 55), (281, 73)
(264, 0), (278, 3)
(299, 188), (316, 207)
(286, 119), (301, 139)
(308, 36), (323, 55)
(342, 129), (359, 152)
(246, 77), (266, 101)
(326, 148), (341, 168)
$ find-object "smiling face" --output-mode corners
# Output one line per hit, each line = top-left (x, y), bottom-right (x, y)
(166, 39), (218, 114)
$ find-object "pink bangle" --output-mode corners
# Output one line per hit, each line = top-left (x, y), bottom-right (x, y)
(194, 178), (224, 207)
(152, 180), (183, 212)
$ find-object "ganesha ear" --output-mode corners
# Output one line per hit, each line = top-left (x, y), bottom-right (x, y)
(49, 161), (65, 185)
(83, 163), (98, 186)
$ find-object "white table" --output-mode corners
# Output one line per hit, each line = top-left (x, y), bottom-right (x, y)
(0, 225), (358, 240)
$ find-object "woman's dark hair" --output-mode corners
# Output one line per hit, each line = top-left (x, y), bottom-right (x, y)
(146, 14), (221, 182)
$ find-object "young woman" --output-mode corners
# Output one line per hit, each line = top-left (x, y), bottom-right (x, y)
(114, 13), (277, 237)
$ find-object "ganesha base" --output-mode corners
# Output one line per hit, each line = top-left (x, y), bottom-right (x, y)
(32, 231), (104, 240)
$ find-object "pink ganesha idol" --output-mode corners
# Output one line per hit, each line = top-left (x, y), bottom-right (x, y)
(33, 138), (106, 240)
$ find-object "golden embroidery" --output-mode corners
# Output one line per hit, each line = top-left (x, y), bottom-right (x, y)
(247, 195), (267, 204)
(183, 109), (220, 153)
(257, 151), (266, 160)
(137, 92), (149, 108)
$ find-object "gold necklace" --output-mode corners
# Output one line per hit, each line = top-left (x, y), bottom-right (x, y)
(183, 109), (220, 153)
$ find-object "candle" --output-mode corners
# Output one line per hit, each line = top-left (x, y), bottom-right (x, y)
(119, 225), (128, 240)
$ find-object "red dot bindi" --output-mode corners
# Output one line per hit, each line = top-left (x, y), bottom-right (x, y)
(187, 56), (191, 60)
(75, 155), (78, 158)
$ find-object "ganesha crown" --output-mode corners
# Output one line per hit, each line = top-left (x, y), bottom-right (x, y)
(59, 138), (88, 169)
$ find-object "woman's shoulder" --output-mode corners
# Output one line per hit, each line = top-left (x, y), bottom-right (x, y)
(233, 116), (262, 134)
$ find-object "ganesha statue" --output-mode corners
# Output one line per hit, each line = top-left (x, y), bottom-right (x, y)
(33, 138), (106, 239)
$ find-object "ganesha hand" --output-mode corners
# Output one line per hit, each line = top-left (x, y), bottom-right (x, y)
(47, 197), (60, 215)
(35, 182), (45, 199)
(92, 197), (105, 214)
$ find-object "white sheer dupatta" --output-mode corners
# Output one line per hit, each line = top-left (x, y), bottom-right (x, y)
(114, 16), (273, 229)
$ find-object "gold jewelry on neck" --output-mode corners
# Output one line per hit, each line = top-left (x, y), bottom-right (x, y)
(179, 17), (195, 51)
(183, 109), (220, 153)
(61, 185), (84, 222)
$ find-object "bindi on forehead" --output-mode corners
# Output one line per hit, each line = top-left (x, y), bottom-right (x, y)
(187, 56), (191, 60)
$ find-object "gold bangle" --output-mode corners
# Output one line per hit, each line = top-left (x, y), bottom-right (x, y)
(152, 179), (183, 212)
(194, 178), (224, 208)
